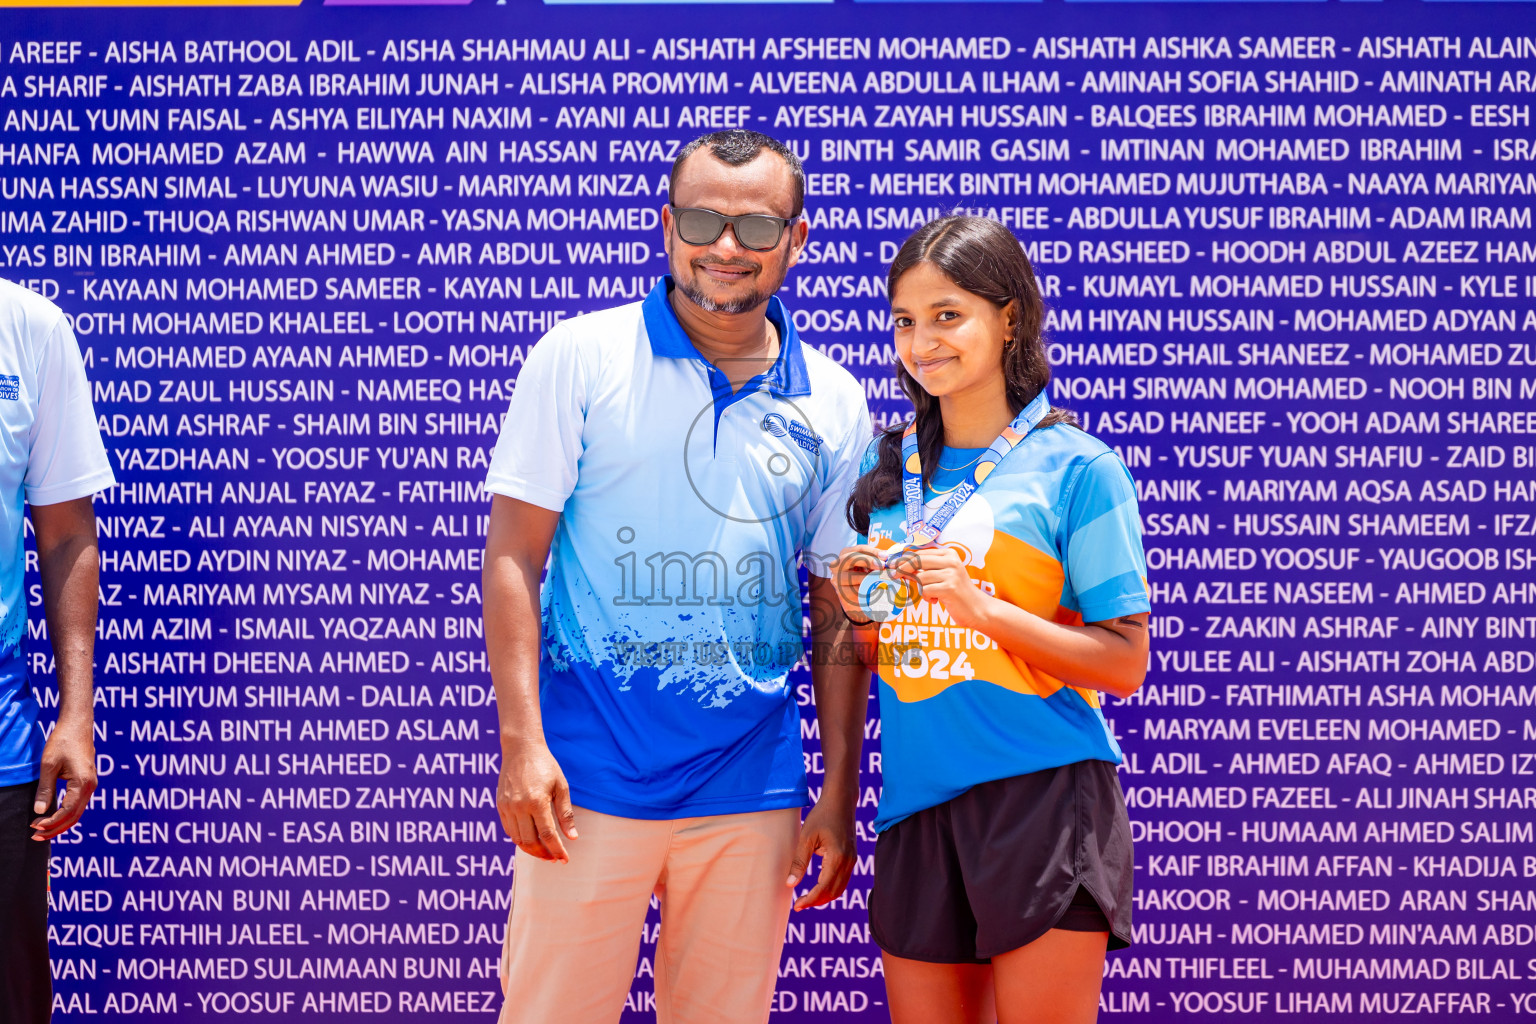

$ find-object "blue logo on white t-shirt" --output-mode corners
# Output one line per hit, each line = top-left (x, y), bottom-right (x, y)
(761, 413), (823, 456)
(0, 375), (18, 401)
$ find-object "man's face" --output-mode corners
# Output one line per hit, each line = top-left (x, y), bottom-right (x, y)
(662, 150), (808, 315)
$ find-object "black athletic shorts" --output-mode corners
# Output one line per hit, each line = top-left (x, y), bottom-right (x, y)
(1, 780), (52, 1024)
(869, 760), (1133, 963)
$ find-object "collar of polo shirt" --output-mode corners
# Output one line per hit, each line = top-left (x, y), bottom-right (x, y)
(642, 276), (812, 404)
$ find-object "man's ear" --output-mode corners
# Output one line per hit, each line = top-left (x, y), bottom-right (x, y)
(660, 203), (674, 258)
(786, 216), (809, 269)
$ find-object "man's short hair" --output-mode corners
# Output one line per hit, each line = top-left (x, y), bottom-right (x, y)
(668, 130), (806, 217)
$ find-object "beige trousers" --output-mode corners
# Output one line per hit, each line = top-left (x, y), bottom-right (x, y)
(498, 805), (800, 1024)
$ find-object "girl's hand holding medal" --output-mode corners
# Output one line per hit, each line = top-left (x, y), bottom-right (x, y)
(872, 544), (992, 630)
(854, 543), (921, 624)
(834, 542), (906, 624)
(838, 540), (994, 628)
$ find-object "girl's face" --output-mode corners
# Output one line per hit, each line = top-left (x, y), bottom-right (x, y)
(890, 261), (1014, 400)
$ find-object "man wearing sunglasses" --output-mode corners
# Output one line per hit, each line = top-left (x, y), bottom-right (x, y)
(482, 129), (872, 1023)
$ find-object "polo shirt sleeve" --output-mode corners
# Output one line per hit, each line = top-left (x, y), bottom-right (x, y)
(1060, 451), (1150, 623)
(485, 324), (588, 512)
(25, 314), (114, 506)
(801, 399), (872, 578)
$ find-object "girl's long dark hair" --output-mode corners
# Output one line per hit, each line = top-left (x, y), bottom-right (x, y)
(846, 215), (1077, 535)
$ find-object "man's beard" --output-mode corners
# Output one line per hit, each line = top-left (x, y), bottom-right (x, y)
(676, 256), (787, 314)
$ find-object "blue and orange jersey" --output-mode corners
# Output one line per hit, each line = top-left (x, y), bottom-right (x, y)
(859, 419), (1150, 831)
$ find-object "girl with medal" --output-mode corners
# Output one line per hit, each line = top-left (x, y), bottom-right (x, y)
(834, 216), (1151, 1024)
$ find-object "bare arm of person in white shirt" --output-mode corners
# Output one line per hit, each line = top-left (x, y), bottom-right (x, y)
(483, 494), (576, 863)
(30, 497), (101, 839)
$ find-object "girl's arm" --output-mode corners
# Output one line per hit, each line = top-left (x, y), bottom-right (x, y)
(974, 601), (1148, 699)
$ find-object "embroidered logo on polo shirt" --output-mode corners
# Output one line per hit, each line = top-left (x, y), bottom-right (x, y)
(761, 413), (822, 456)
(0, 375), (18, 401)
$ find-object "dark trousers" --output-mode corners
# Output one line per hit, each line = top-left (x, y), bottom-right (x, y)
(0, 781), (50, 1024)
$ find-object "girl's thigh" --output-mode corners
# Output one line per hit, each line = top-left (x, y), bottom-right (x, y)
(883, 953), (995, 1024)
(991, 928), (1108, 1024)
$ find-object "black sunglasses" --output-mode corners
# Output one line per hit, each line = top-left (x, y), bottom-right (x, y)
(669, 206), (798, 252)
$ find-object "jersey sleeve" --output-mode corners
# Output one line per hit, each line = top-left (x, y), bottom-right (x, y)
(484, 324), (589, 512)
(1060, 452), (1150, 622)
(801, 398), (872, 578)
(25, 315), (114, 505)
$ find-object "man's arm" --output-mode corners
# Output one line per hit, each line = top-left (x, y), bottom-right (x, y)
(29, 497), (100, 840)
(482, 494), (577, 862)
(786, 572), (870, 910)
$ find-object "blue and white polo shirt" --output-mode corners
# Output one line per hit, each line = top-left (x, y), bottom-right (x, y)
(486, 277), (870, 819)
(856, 422), (1149, 831)
(0, 279), (116, 786)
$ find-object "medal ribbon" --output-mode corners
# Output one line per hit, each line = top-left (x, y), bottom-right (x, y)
(901, 390), (1051, 546)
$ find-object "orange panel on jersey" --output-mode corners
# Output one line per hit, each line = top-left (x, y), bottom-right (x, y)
(875, 529), (1096, 706)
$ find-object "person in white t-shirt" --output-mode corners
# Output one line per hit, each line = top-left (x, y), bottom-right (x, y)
(481, 130), (872, 1023)
(0, 280), (115, 1024)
